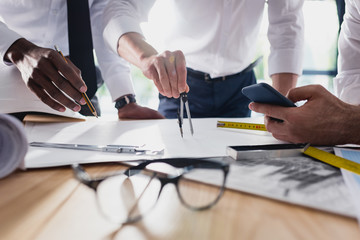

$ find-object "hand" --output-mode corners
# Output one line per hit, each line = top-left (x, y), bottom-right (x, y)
(140, 50), (189, 98)
(5, 38), (87, 112)
(117, 103), (165, 120)
(249, 85), (360, 145)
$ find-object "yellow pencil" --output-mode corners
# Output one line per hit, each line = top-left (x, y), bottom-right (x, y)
(54, 45), (98, 118)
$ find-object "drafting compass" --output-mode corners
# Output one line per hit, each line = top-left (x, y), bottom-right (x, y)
(177, 92), (194, 138)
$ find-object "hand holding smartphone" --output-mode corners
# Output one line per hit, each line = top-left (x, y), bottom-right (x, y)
(242, 83), (296, 121)
(242, 83), (296, 107)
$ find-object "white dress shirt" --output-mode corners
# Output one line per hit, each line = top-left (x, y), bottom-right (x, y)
(334, 0), (360, 105)
(0, 0), (134, 115)
(103, 0), (304, 78)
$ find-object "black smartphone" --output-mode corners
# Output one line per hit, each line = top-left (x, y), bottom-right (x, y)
(242, 83), (296, 107)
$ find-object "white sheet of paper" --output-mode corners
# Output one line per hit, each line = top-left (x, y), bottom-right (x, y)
(24, 118), (282, 168)
(24, 118), (356, 217)
(0, 65), (84, 119)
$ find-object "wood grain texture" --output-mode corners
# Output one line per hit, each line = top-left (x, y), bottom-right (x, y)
(0, 164), (359, 240)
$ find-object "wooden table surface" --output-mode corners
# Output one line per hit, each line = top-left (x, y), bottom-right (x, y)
(0, 163), (359, 240)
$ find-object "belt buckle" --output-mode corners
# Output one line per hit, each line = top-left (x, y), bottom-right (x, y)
(204, 74), (226, 83)
(204, 73), (211, 83)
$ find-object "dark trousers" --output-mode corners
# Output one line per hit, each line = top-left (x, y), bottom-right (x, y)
(158, 68), (256, 118)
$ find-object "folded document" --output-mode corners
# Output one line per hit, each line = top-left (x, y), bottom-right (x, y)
(0, 114), (27, 178)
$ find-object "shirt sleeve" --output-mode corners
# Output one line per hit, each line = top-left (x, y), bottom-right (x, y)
(0, 21), (22, 66)
(334, 74), (360, 105)
(102, 0), (156, 54)
(334, 1), (360, 105)
(267, 0), (304, 76)
(90, 0), (135, 102)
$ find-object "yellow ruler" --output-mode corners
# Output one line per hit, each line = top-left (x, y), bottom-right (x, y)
(303, 144), (360, 175)
(217, 121), (267, 131)
(217, 121), (360, 174)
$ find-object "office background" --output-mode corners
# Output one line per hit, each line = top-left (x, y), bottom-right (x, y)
(96, 0), (342, 116)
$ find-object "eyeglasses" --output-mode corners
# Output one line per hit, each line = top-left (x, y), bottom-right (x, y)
(72, 158), (229, 224)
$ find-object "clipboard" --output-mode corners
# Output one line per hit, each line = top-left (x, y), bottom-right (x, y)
(23, 113), (86, 123)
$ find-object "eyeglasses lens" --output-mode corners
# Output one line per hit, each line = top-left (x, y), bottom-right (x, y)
(96, 171), (161, 224)
(178, 168), (224, 209)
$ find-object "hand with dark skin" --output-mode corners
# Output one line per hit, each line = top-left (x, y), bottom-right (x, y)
(4, 38), (87, 112)
(117, 102), (165, 120)
(249, 85), (360, 145)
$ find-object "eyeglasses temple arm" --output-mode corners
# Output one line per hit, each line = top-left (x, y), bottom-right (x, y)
(72, 164), (103, 190)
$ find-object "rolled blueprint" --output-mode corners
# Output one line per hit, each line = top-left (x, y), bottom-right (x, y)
(0, 114), (28, 178)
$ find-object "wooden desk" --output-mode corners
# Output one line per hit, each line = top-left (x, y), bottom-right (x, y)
(0, 164), (359, 240)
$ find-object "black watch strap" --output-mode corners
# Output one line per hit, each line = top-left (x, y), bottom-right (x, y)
(115, 94), (136, 109)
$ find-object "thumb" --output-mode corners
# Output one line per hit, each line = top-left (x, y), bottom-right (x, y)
(287, 85), (324, 103)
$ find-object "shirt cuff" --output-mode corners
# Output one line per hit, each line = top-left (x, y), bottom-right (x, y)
(103, 16), (143, 55)
(268, 49), (303, 76)
(104, 72), (135, 102)
(0, 31), (22, 66)
(334, 73), (360, 105)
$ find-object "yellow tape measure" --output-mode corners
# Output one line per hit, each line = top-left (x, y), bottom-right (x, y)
(303, 144), (360, 175)
(217, 121), (360, 174)
(217, 121), (267, 131)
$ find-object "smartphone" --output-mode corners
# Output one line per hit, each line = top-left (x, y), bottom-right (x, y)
(242, 83), (296, 107)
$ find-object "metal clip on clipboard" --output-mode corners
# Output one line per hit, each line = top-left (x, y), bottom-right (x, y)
(30, 142), (164, 155)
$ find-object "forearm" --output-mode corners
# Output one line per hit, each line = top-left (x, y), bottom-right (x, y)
(117, 32), (157, 68)
(271, 73), (298, 96)
(344, 105), (360, 145)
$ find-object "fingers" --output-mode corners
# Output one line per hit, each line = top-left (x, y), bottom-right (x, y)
(165, 54), (179, 97)
(287, 85), (325, 103)
(264, 115), (284, 134)
(144, 50), (188, 98)
(263, 116), (297, 143)
(28, 80), (68, 112)
(28, 69), (82, 112)
(12, 44), (87, 112)
(150, 70), (164, 94)
(173, 51), (187, 93)
(154, 56), (172, 98)
(38, 57), (85, 105)
(249, 102), (290, 121)
(49, 51), (87, 93)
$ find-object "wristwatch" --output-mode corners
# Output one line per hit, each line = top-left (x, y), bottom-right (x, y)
(115, 94), (136, 109)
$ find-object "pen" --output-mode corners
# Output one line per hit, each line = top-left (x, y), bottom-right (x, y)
(54, 45), (98, 118)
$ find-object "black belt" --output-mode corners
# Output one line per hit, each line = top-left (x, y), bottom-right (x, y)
(187, 56), (262, 83)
